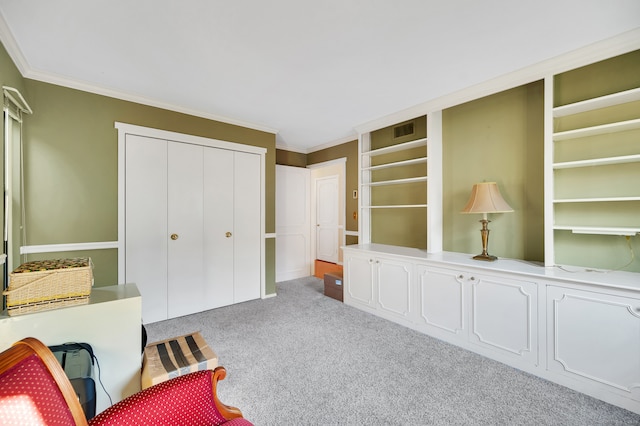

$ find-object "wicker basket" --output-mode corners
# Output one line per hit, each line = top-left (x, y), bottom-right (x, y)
(3, 258), (93, 316)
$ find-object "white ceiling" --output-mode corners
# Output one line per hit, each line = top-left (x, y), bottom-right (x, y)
(1, 1), (639, 152)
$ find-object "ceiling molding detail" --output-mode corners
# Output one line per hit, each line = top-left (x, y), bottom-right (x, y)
(0, 13), (278, 136)
(277, 133), (357, 154)
(354, 28), (640, 135)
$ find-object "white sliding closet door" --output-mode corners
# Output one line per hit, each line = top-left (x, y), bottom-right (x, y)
(126, 137), (208, 323)
(204, 149), (261, 308)
(233, 151), (261, 302)
(204, 148), (234, 308)
(125, 135), (169, 323)
(167, 142), (205, 318)
(120, 123), (264, 324)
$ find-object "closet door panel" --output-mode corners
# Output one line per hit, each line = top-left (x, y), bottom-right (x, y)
(204, 148), (234, 308)
(234, 151), (261, 303)
(125, 135), (168, 324)
(167, 142), (205, 318)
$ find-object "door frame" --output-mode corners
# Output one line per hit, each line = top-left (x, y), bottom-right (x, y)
(115, 122), (267, 298)
(308, 158), (346, 272)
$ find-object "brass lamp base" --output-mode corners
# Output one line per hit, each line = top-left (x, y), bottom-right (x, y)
(473, 253), (497, 262)
(473, 218), (498, 262)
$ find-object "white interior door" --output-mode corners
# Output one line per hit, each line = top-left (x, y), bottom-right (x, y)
(167, 142), (205, 319)
(125, 135), (168, 324)
(276, 165), (311, 282)
(316, 175), (339, 263)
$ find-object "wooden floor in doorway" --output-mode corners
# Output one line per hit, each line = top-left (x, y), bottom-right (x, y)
(314, 260), (343, 279)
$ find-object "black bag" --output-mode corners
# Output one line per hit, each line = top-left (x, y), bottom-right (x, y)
(49, 342), (96, 420)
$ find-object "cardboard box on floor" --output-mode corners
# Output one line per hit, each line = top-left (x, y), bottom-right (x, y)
(141, 331), (218, 389)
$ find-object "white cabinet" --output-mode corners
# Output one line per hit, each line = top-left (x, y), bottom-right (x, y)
(415, 265), (465, 341)
(343, 244), (640, 414)
(547, 285), (640, 403)
(344, 251), (413, 325)
(117, 123), (265, 324)
(344, 252), (375, 309)
(376, 257), (413, 324)
(468, 273), (537, 366)
(415, 263), (538, 365)
(0, 284), (142, 414)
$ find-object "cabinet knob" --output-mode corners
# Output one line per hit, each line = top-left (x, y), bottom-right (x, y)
(225, 232), (232, 238)
(170, 234), (179, 240)
(470, 276), (476, 281)
(458, 274), (464, 279)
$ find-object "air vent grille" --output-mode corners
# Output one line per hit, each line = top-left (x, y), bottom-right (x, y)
(393, 122), (414, 139)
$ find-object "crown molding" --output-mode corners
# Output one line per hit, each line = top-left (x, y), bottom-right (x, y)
(355, 27), (640, 135)
(308, 134), (358, 154)
(277, 134), (357, 154)
(0, 13), (278, 136)
(26, 68), (279, 135)
(275, 143), (307, 154)
(0, 12), (30, 76)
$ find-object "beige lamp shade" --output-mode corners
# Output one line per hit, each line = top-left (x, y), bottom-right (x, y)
(461, 182), (513, 214)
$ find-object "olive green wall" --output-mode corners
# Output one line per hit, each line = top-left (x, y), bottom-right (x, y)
(442, 81), (545, 261)
(22, 79), (277, 292)
(276, 149), (307, 168)
(1, 40), (277, 294)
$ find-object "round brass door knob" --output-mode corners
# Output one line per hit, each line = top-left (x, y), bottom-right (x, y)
(225, 232), (232, 238)
(170, 234), (179, 240)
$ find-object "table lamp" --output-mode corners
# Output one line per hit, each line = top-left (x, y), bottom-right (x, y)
(461, 182), (513, 261)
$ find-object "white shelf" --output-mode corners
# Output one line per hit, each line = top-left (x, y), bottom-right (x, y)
(362, 137), (427, 157)
(365, 176), (428, 187)
(363, 157), (427, 171)
(364, 204), (427, 209)
(553, 118), (640, 141)
(554, 226), (640, 236)
(553, 154), (640, 169)
(553, 87), (640, 117)
(554, 196), (640, 203)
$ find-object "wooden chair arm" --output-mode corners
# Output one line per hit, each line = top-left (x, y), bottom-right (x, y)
(212, 366), (244, 419)
(12, 337), (89, 426)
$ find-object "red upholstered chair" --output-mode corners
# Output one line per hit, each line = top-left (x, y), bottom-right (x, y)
(0, 337), (252, 426)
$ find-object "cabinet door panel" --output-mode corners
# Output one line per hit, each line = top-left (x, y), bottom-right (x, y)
(344, 254), (374, 307)
(547, 286), (640, 398)
(470, 275), (537, 365)
(416, 265), (465, 337)
(167, 142), (205, 319)
(125, 135), (168, 324)
(377, 258), (412, 320)
(204, 148), (234, 308)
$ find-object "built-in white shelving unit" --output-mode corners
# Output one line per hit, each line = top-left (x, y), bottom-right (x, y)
(358, 113), (442, 252)
(546, 58), (640, 267)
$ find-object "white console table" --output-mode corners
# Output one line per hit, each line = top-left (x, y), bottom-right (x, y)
(343, 244), (640, 414)
(0, 283), (142, 414)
